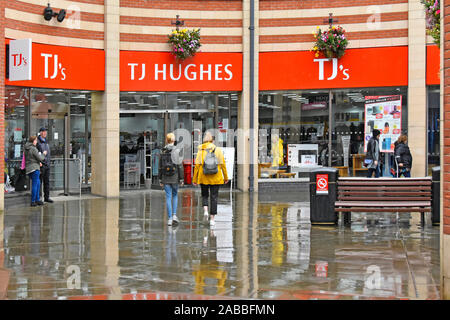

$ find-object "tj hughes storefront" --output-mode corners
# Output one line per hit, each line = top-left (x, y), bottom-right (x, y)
(4, 40), (440, 195)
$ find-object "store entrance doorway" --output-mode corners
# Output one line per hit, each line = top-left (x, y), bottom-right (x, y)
(30, 89), (91, 194)
(119, 110), (215, 188)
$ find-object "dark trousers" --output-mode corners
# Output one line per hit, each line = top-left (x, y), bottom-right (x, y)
(367, 166), (380, 178)
(200, 184), (220, 215)
(40, 166), (50, 200)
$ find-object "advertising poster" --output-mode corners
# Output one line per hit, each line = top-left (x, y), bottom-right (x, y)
(364, 95), (402, 153)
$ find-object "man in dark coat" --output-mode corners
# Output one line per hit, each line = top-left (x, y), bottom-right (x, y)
(36, 127), (53, 203)
(366, 129), (381, 178)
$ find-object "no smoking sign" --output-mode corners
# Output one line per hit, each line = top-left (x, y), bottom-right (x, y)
(316, 174), (328, 195)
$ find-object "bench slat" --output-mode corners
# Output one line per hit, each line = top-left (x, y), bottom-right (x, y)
(338, 181), (431, 186)
(335, 207), (431, 212)
(338, 191), (432, 196)
(338, 186), (431, 191)
(338, 196), (431, 201)
(335, 201), (430, 207)
(338, 177), (431, 181)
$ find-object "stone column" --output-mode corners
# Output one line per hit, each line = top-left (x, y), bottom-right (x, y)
(408, 0), (427, 177)
(408, 1), (428, 176)
(238, 0), (259, 192)
(91, 0), (120, 197)
(441, 0), (450, 300)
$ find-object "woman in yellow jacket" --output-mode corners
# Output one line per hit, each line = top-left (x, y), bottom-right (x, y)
(193, 131), (228, 227)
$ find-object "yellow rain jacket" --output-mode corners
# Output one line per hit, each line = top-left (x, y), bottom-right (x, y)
(193, 142), (228, 185)
(271, 138), (284, 167)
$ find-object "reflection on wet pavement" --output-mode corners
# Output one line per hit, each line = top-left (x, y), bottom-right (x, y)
(0, 189), (440, 300)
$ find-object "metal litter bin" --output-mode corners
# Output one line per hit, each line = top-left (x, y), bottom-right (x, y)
(432, 166), (440, 225)
(309, 168), (338, 225)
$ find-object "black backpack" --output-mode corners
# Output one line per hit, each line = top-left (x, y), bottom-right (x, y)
(203, 147), (219, 175)
(160, 148), (177, 176)
(12, 169), (28, 191)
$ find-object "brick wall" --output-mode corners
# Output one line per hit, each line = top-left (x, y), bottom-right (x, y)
(445, 0), (450, 235)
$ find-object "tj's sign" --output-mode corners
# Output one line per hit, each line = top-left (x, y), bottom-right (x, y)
(9, 39), (32, 81)
(6, 40), (105, 90)
(314, 58), (350, 81)
(259, 47), (408, 90)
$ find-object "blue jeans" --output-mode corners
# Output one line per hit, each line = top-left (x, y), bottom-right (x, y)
(29, 170), (41, 203)
(164, 184), (179, 219)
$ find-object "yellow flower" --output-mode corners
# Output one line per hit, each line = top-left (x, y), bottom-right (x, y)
(316, 26), (320, 29)
(182, 28), (187, 33)
(313, 46), (318, 50)
(315, 52), (319, 58)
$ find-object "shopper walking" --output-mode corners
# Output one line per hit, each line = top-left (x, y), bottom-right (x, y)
(159, 133), (184, 226)
(24, 136), (47, 207)
(193, 131), (228, 227)
(366, 129), (381, 178)
(393, 135), (413, 178)
(36, 127), (53, 203)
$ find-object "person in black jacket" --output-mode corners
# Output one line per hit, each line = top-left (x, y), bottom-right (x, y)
(366, 129), (381, 178)
(393, 134), (412, 178)
(36, 127), (53, 203)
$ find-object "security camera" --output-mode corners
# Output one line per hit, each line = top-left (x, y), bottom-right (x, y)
(57, 9), (66, 22)
(43, 4), (53, 21)
(43, 3), (66, 23)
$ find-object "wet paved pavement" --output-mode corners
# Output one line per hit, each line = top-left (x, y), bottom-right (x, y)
(0, 189), (441, 300)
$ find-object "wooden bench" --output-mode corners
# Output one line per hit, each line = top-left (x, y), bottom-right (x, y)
(335, 177), (432, 225)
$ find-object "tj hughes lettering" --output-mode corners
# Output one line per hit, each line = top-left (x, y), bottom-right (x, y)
(127, 63), (233, 81)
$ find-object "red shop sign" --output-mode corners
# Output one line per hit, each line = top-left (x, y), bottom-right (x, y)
(259, 46), (408, 90)
(316, 174), (328, 195)
(426, 45), (440, 85)
(5, 41), (105, 91)
(120, 51), (242, 92)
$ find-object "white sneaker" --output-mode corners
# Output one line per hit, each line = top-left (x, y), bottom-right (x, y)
(168, 218), (172, 226)
(172, 215), (179, 223)
(209, 219), (215, 227)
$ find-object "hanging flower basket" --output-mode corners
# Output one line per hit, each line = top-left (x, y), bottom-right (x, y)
(422, 0), (440, 47)
(311, 25), (348, 59)
(168, 28), (201, 60)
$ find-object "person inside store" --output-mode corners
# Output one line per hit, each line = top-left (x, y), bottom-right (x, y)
(366, 129), (381, 178)
(159, 132), (184, 226)
(392, 134), (412, 178)
(193, 131), (229, 227)
(271, 133), (284, 168)
(36, 127), (53, 203)
(24, 136), (47, 207)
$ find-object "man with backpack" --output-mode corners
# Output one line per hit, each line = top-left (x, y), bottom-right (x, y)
(159, 133), (184, 226)
(193, 131), (228, 227)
